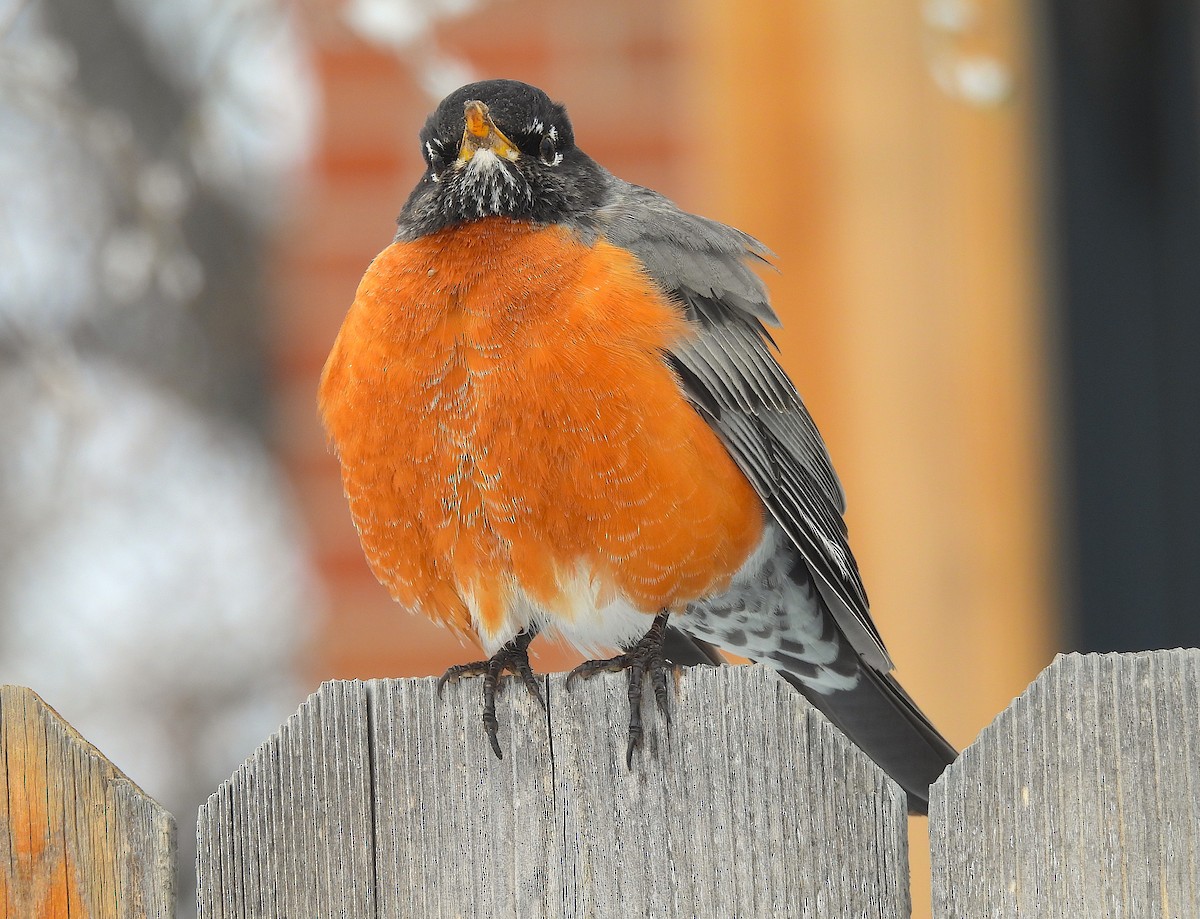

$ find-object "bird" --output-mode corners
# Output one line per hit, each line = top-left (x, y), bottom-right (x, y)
(318, 79), (956, 813)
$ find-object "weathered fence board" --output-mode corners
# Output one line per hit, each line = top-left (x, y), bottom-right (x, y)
(367, 676), (560, 918)
(550, 666), (908, 917)
(0, 685), (176, 919)
(930, 649), (1200, 918)
(197, 665), (910, 919)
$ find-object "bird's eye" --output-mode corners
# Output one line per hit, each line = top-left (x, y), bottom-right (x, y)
(425, 141), (447, 176)
(539, 133), (558, 166)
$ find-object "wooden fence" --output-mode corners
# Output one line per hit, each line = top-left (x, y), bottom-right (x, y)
(2, 650), (1197, 918)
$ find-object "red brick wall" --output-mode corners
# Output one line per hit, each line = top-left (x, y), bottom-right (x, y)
(273, 0), (691, 681)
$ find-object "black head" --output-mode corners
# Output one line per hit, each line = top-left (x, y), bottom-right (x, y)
(396, 80), (608, 239)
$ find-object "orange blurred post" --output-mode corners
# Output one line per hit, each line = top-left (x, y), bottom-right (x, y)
(684, 0), (1056, 758)
(683, 2), (1057, 915)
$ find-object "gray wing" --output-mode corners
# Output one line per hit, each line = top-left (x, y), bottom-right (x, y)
(596, 176), (893, 673)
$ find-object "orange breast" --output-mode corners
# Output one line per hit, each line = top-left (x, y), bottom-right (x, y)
(318, 218), (763, 642)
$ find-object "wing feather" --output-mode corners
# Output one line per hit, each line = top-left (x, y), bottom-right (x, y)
(596, 176), (893, 672)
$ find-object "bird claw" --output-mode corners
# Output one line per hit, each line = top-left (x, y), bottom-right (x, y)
(566, 610), (674, 769)
(437, 629), (543, 759)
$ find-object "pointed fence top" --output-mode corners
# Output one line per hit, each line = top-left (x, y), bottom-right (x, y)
(930, 649), (1200, 919)
(0, 684), (176, 919)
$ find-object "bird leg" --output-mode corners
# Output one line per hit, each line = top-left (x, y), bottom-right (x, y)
(566, 610), (673, 768)
(437, 626), (544, 759)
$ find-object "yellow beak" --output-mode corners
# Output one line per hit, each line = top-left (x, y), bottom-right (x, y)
(458, 101), (520, 164)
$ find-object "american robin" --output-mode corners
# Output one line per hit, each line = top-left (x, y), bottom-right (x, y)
(319, 79), (956, 812)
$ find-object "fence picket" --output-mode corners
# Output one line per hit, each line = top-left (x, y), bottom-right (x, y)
(930, 650), (1200, 918)
(0, 685), (175, 919)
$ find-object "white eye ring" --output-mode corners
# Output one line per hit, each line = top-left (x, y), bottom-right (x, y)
(539, 133), (561, 166)
(424, 140), (450, 178)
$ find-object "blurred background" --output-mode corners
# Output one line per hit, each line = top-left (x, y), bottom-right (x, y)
(1, 0), (1197, 915)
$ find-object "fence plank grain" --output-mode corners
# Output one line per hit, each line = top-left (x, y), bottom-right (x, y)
(551, 665), (909, 918)
(930, 650), (1200, 918)
(197, 664), (910, 919)
(0, 685), (176, 919)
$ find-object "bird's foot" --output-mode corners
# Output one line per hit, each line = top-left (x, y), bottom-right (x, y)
(437, 628), (544, 759)
(566, 610), (673, 768)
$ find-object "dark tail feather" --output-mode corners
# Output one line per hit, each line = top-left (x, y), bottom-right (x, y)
(778, 665), (957, 815)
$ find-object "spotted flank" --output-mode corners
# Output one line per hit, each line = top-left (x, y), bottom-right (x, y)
(681, 521), (862, 694)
